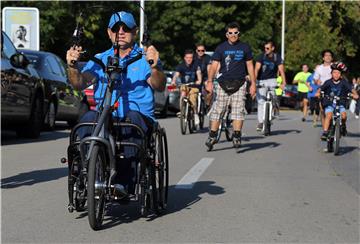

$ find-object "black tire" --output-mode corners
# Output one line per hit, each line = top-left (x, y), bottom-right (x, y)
(264, 103), (271, 136)
(188, 109), (195, 134)
(225, 112), (233, 141)
(199, 99), (205, 130)
(87, 144), (107, 231)
(17, 95), (43, 138)
(334, 119), (341, 155)
(44, 101), (56, 130)
(180, 98), (187, 135)
(154, 129), (169, 212)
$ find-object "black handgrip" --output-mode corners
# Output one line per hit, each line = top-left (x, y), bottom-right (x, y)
(148, 60), (154, 65)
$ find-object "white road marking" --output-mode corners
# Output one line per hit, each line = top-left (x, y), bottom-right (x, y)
(175, 157), (214, 189)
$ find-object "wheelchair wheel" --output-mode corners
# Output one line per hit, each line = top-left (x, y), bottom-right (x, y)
(72, 157), (87, 212)
(87, 144), (107, 230)
(180, 98), (187, 135)
(154, 128), (169, 212)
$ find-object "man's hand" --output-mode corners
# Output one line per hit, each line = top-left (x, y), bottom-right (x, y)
(280, 83), (286, 91)
(250, 83), (256, 98)
(205, 80), (213, 94)
(66, 46), (82, 66)
(145, 45), (159, 68)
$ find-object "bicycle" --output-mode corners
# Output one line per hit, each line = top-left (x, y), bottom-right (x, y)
(321, 92), (352, 155)
(257, 84), (279, 136)
(61, 53), (169, 230)
(197, 90), (206, 130)
(179, 82), (200, 135)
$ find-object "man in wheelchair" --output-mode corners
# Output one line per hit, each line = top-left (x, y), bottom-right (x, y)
(66, 11), (166, 196)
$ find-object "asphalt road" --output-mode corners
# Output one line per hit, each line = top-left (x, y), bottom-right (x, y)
(1, 110), (359, 243)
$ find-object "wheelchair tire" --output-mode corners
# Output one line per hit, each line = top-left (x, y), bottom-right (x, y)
(154, 128), (169, 212)
(87, 144), (107, 230)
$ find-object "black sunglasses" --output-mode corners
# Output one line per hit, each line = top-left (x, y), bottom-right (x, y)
(111, 23), (132, 33)
(197, 49), (205, 52)
(265, 47), (271, 50)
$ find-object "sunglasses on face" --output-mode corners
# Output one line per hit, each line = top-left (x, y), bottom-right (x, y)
(197, 49), (205, 52)
(265, 47), (271, 50)
(227, 31), (239, 35)
(111, 23), (132, 33)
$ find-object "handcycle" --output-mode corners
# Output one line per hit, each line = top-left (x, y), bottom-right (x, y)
(179, 82), (201, 135)
(61, 53), (169, 230)
(257, 84), (279, 136)
(320, 91), (352, 155)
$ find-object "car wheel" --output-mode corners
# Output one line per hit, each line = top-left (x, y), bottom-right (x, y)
(17, 94), (43, 138)
(44, 101), (56, 130)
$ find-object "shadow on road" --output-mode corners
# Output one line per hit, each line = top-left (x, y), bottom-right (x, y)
(345, 132), (360, 138)
(237, 142), (281, 153)
(1, 127), (70, 146)
(85, 181), (225, 230)
(1, 167), (67, 189)
(270, 129), (301, 136)
(337, 146), (359, 156)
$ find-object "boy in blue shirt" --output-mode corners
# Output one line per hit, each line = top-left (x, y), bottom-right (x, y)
(315, 62), (358, 140)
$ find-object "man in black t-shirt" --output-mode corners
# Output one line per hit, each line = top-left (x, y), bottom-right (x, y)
(172, 49), (202, 126)
(194, 44), (212, 83)
(205, 22), (256, 150)
(254, 40), (286, 131)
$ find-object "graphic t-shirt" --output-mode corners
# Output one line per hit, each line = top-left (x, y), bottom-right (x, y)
(320, 79), (353, 107)
(175, 62), (200, 84)
(212, 41), (253, 83)
(256, 52), (283, 80)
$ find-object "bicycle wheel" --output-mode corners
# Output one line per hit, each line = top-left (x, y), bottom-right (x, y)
(216, 120), (222, 142)
(180, 98), (187, 135)
(264, 103), (271, 136)
(199, 99), (205, 130)
(334, 119), (341, 155)
(73, 157), (87, 212)
(188, 108), (195, 134)
(225, 112), (233, 141)
(87, 144), (107, 230)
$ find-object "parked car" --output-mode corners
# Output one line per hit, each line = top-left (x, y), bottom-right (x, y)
(154, 70), (180, 116)
(281, 84), (298, 108)
(22, 50), (89, 129)
(1, 31), (45, 138)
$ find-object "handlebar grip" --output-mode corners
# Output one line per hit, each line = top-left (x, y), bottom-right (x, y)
(148, 59), (154, 65)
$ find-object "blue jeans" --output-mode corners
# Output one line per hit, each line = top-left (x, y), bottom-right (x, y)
(77, 110), (153, 194)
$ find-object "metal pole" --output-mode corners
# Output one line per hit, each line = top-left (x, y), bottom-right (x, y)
(140, 0), (144, 47)
(281, 0), (285, 60)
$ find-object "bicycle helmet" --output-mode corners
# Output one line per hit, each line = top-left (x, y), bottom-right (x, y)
(330, 62), (347, 73)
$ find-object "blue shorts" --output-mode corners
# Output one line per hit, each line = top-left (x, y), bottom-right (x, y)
(325, 105), (346, 114)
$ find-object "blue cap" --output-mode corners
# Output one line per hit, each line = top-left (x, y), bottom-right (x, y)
(108, 11), (137, 30)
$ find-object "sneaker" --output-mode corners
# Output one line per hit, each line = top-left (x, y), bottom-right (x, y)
(355, 115), (359, 119)
(302, 117), (306, 122)
(176, 112), (181, 118)
(341, 125), (347, 136)
(194, 113), (200, 126)
(321, 131), (328, 141)
(205, 136), (217, 150)
(312, 121), (317, 128)
(256, 123), (263, 131)
(232, 134), (242, 148)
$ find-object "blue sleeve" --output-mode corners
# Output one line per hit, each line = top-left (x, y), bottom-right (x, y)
(212, 44), (222, 61)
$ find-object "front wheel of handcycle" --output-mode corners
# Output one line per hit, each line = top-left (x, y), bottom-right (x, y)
(225, 112), (233, 141)
(87, 144), (107, 230)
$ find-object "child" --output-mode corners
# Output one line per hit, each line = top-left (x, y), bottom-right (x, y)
(315, 62), (359, 140)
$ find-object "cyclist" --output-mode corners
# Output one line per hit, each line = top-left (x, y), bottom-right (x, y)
(66, 11), (166, 195)
(171, 49), (202, 126)
(315, 62), (359, 140)
(293, 64), (311, 122)
(205, 21), (256, 149)
(254, 40), (286, 131)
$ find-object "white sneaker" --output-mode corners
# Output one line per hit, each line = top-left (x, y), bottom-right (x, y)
(194, 114), (200, 126)
(355, 115), (359, 119)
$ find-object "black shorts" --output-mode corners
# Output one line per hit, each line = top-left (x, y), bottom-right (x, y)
(297, 92), (308, 101)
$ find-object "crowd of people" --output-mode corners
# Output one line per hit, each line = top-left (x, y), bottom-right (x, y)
(170, 22), (359, 150)
(65, 11), (359, 194)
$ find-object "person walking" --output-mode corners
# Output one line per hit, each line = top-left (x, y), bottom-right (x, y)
(205, 21), (256, 149)
(254, 40), (286, 131)
(293, 64), (311, 121)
